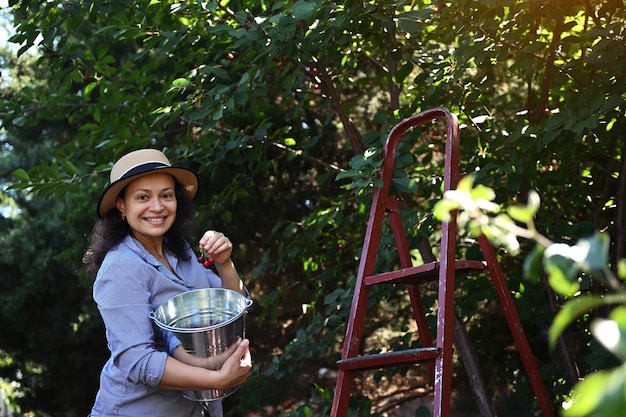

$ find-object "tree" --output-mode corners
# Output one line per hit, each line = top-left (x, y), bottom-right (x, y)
(0, 42), (108, 415)
(0, 0), (624, 415)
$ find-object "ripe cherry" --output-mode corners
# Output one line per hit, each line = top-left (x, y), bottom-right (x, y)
(197, 248), (215, 269)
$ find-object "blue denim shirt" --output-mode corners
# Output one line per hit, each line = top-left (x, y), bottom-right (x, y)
(89, 235), (224, 417)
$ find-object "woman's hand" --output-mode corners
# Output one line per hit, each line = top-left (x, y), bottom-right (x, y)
(216, 338), (252, 388)
(198, 229), (246, 296)
(161, 339), (252, 391)
(198, 231), (233, 266)
(173, 340), (239, 370)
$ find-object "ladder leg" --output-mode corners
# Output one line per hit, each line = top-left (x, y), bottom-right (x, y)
(432, 219), (458, 417)
(332, 188), (387, 416)
(331, 369), (353, 417)
(478, 235), (556, 417)
(331, 282), (371, 417)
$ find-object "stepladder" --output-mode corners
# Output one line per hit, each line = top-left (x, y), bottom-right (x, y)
(331, 108), (555, 417)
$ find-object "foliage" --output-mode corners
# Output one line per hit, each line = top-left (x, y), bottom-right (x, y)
(435, 175), (626, 417)
(0, 0), (624, 416)
(0, 137), (107, 416)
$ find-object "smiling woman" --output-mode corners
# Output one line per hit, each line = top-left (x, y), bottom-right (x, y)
(83, 149), (252, 417)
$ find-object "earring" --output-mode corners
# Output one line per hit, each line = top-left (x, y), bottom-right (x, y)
(121, 213), (126, 221)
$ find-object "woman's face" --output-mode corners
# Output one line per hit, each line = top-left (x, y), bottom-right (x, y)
(116, 172), (177, 244)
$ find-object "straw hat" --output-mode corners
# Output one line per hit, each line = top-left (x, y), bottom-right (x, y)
(97, 149), (199, 217)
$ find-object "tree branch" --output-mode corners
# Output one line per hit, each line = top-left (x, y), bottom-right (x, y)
(263, 138), (346, 174)
(529, 18), (564, 125)
(316, 61), (365, 155)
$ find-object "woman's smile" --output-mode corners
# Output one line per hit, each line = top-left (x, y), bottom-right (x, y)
(144, 216), (168, 225)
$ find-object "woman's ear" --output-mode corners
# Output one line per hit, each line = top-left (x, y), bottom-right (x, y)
(116, 198), (125, 219)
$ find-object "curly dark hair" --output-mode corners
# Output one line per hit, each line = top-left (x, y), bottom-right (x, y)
(84, 181), (197, 278)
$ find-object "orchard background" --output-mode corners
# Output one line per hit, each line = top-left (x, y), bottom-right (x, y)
(0, 1), (624, 416)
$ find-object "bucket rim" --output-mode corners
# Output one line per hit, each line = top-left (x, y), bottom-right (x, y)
(150, 288), (252, 333)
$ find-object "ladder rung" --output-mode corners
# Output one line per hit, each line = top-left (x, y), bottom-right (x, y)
(364, 260), (487, 286)
(337, 347), (439, 371)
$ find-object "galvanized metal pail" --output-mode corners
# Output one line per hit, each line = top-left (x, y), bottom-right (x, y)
(151, 288), (252, 402)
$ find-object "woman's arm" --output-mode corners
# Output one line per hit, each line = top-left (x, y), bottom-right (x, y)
(214, 259), (245, 294)
(159, 338), (251, 391)
(171, 341), (238, 370)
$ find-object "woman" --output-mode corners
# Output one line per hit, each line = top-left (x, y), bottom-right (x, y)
(84, 149), (251, 417)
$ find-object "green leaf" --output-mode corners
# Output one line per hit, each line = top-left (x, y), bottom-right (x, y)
(507, 204), (535, 224)
(188, 107), (211, 121)
(291, 0), (317, 20)
(579, 232), (610, 274)
(12, 168), (31, 181)
(542, 234), (609, 296)
(470, 184), (496, 202)
(591, 306), (626, 362)
(171, 78), (191, 88)
(12, 116), (27, 127)
(527, 190), (540, 212)
(392, 62), (414, 84)
(70, 69), (84, 84)
(563, 364), (626, 417)
(433, 199), (459, 221)
(508, 190), (540, 223)
(84, 81), (98, 96)
(592, 318), (626, 362)
(543, 245), (580, 297)
(391, 177), (418, 193)
(523, 244), (545, 281)
(324, 288), (345, 305)
(455, 174), (475, 192)
(335, 169), (358, 181)
(549, 295), (625, 349)
(63, 160), (79, 176)
(618, 259), (626, 281)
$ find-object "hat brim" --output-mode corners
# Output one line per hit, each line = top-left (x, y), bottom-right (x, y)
(97, 166), (199, 217)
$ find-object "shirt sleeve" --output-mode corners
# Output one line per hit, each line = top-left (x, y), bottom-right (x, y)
(159, 327), (182, 354)
(94, 252), (168, 388)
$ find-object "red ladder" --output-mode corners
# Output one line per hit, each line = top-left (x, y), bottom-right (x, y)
(331, 108), (555, 417)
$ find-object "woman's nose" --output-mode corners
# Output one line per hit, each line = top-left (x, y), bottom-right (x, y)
(150, 198), (164, 210)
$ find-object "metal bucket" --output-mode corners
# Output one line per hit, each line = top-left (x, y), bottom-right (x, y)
(150, 288), (252, 401)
